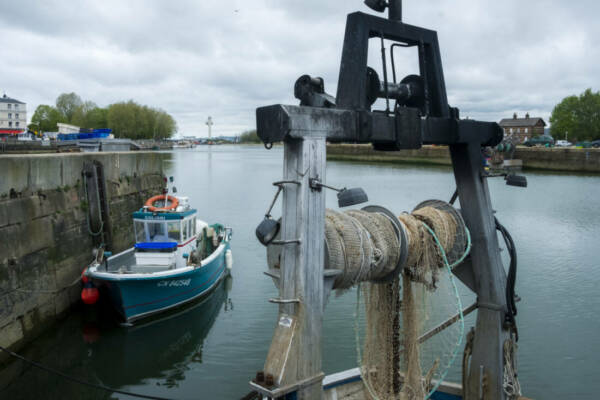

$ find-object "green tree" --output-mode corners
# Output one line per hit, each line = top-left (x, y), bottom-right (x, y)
(152, 109), (177, 139)
(30, 104), (65, 132)
(35, 93), (176, 139)
(238, 129), (261, 143)
(550, 89), (600, 141)
(85, 106), (108, 128)
(107, 100), (176, 139)
(56, 92), (83, 123)
(71, 101), (102, 128)
(107, 101), (137, 138)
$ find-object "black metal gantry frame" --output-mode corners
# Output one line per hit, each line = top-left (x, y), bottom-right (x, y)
(255, 2), (512, 399)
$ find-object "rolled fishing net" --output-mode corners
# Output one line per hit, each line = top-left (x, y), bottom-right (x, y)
(325, 201), (469, 400)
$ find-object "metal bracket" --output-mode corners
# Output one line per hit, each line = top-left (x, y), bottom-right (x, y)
(249, 372), (325, 398)
(270, 239), (301, 245)
(268, 298), (301, 304)
(263, 180), (301, 219)
(273, 180), (301, 187)
(309, 177), (344, 193)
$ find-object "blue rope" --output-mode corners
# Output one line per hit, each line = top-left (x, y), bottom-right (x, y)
(448, 225), (472, 270)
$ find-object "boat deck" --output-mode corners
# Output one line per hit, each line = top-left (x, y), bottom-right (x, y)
(322, 369), (462, 400)
(96, 249), (177, 274)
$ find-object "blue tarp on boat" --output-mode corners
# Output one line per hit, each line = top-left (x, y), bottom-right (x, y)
(58, 129), (112, 141)
(134, 242), (177, 250)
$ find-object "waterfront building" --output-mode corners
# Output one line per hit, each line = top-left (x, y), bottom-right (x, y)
(499, 113), (546, 143)
(57, 122), (80, 134)
(0, 94), (27, 135)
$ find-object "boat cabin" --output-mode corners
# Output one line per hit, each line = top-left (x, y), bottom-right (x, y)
(132, 209), (199, 248)
(131, 209), (201, 270)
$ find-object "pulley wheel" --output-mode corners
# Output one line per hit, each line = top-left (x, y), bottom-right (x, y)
(361, 205), (408, 283)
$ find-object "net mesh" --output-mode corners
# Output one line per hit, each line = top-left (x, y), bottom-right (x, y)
(333, 202), (468, 400)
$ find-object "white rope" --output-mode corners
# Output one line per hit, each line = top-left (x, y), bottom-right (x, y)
(503, 339), (522, 399)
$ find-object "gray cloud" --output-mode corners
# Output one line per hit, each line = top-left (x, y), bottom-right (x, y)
(0, 0), (597, 136)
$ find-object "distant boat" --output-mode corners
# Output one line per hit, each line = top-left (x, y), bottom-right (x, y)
(172, 140), (196, 149)
(85, 183), (232, 324)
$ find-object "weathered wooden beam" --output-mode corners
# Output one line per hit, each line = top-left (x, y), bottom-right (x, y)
(262, 137), (327, 399)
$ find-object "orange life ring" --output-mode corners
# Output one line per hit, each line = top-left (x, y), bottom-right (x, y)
(145, 195), (179, 212)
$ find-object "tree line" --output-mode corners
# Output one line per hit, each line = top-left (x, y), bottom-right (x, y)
(238, 129), (261, 143)
(29, 92), (177, 139)
(550, 88), (600, 141)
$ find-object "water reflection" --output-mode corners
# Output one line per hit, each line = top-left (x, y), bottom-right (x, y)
(2, 277), (233, 399)
(91, 277), (232, 389)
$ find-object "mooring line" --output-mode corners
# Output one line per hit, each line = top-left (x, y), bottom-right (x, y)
(0, 345), (177, 400)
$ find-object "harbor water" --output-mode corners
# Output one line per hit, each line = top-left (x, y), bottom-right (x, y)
(1, 145), (598, 399)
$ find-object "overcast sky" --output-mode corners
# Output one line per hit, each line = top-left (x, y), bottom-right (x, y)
(1, 1), (597, 137)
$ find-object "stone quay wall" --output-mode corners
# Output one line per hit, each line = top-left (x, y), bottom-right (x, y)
(326, 144), (600, 173)
(0, 152), (167, 362)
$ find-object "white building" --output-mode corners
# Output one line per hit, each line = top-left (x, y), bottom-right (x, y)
(0, 94), (27, 133)
(57, 122), (80, 134)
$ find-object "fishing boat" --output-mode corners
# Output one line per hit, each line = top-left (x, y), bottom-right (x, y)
(172, 140), (196, 149)
(85, 180), (233, 324)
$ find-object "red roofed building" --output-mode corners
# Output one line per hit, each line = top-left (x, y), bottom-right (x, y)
(499, 113), (546, 143)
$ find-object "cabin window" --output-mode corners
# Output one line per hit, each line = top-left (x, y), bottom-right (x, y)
(188, 219), (193, 237)
(147, 221), (168, 241)
(182, 219), (189, 240)
(167, 221), (181, 242)
(134, 220), (146, 242)
(193, 217), (197, 235)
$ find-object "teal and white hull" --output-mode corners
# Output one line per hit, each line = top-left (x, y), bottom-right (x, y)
(85, 189), (233, 324)
(90, 242), (231, 323)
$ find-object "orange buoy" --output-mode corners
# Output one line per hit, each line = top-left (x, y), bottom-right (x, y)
(145, 195), (179, 212)
(81, 283), (99, 305)
(81, 269), (89, 284)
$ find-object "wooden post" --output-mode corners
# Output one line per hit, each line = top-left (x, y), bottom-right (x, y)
(449, 143), (509, 400)
(263, 137), (326, 399)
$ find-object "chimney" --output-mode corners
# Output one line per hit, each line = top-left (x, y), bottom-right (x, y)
(525, 112), (530, 119)
(513, 112), (517, 119)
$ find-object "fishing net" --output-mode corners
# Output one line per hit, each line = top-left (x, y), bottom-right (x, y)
(328, 201), (470, 400)
(325, 209), (400, 290)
